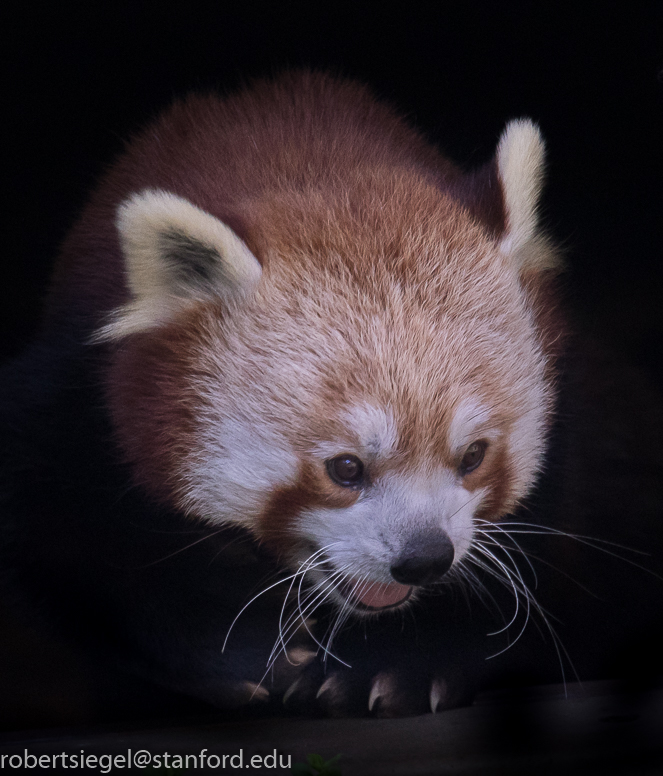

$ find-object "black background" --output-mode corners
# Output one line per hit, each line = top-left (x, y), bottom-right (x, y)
(2, 2), (662, 384)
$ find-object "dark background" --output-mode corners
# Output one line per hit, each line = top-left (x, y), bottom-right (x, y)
(2, 2), (662, 385)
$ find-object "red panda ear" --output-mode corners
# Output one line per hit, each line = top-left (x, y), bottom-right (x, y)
(95, 189), (262, 341)
(495, 119), (560, 275)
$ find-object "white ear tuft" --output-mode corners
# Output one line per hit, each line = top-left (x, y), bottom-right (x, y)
(497, 119), (549, 264)
(96, 190), (261, 340)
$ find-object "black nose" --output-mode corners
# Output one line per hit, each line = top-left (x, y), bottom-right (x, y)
(390, 532), (455, 586)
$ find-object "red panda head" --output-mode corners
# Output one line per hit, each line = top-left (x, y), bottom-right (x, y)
(99, 116), (560, 613)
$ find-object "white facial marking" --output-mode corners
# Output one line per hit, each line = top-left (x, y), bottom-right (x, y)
(311, 403), (398, 461)
(448, 398), (499, 453)
(506, 388), (550, 496)
(180, 417), (297, 526)
(341, 403), (398, 457)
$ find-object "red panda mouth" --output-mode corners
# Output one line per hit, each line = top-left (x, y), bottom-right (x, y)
(336, 576), (413, 611)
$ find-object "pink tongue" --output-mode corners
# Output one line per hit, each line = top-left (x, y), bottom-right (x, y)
(353, 580), (413, 609)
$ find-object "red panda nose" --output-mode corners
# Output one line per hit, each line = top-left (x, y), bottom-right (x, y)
(390, 533), (455, 586)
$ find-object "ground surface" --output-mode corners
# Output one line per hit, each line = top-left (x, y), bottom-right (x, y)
(0, 681), (661, 775)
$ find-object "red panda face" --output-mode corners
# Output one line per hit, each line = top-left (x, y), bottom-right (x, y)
(103, 166), (555, 615)
(97, 92), (559, 616)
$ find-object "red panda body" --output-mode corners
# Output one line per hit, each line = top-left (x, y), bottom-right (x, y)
(1, 72), (661, 725)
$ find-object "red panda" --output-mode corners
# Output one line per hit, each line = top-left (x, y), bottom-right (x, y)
(1, 71), (661, 725)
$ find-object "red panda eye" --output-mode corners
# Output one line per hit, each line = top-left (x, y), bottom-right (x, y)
(326, 455), (365, 487)
(459, 441), (487, 475)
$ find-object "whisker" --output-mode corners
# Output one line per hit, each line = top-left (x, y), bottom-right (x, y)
(321, 571), (375, 662)
(469, 522), (581, 694)
(476, 521), (539, 588)
(133, 528), (227, 568)
(485, 520), (652, 558)
(295, 565), (353, 667)
(267, 562), (341, 668)
(270, 545), (337, 664)
(452, 557), (508, 624)
(264, 555), (353, 674)
(223, 544), (335, 654)
(471, 543), (522, 634)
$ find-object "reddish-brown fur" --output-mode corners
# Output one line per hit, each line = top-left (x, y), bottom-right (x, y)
(46, 72), (465, 331)
(50, 72), (557, 565)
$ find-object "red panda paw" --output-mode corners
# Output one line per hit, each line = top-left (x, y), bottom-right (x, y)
(282, 660), (475, 718)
